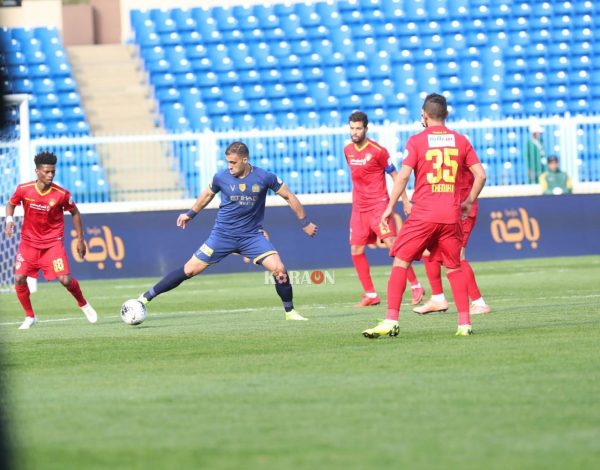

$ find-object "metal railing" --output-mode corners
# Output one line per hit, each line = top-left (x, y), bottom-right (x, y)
(6, 115), (600, 206)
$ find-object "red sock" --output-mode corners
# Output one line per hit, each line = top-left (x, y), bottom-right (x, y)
(386, 266), (408, 321)
(15, 283), (35, 317)
(447, 270), (470, 325)
(424, 256), (444, 295)
(406, 265), (418, 285)
(461, 260), (482, 300)
(352, 253), (376, 294)
(65, 278), (87, 307)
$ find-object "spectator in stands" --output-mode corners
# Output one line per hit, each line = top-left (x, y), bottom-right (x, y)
(540, 155), (572, 195)
(525, 123), (546, 183)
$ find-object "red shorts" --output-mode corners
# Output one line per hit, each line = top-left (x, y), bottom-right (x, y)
(15, 241), (71, 280)
(390, 219), (463, 269)
(461, 215), (477, 248)
(350, 205), (396, 245)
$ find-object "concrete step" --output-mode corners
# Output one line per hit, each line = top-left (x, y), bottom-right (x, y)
(114, 190), (186, 202)
(67, 44), (180, 199)
(86, 108), (157, 120)
(68, 45), (135, 61)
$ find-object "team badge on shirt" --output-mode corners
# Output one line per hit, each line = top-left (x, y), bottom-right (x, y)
(49, 200), (56, 207)
(239, 184), (247, 192)
(252, 184), (260, 193)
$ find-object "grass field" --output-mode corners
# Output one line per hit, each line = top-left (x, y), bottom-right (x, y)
(1, 256), (599, 469)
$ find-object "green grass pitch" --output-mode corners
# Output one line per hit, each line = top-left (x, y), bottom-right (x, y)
(1, 256), (599, 469)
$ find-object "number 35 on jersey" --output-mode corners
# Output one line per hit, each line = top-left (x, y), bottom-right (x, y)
(426, 148), (459, 193)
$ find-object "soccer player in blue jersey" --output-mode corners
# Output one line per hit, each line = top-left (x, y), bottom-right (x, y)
(137, 141), (318, 320)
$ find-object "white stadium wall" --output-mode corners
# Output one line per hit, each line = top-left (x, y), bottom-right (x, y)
(0, 0), (63, 30)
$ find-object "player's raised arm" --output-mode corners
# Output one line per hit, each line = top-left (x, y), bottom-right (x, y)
(177, 187), (217, 229)
(69, 205), (87, 258)
(461, 163), (487, 219)
(382, 164), (412, 226)
(276, 184), (317, 237)
(4, 202), (16, 238)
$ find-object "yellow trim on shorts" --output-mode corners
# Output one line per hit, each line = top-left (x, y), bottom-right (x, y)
(253, 250), (277, 265)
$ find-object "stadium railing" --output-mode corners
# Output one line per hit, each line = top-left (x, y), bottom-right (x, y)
(17, 114), (600, 210)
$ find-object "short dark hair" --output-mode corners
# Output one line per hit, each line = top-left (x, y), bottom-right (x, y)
(422, 93), (449, 120)
(34, 151), (57, 167)
(225, 141), (249, 159)
(348, 111), (368, 127)
(547, 155), (559, 163)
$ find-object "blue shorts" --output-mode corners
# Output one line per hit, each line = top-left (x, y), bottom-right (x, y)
(194, 230), (278, 265)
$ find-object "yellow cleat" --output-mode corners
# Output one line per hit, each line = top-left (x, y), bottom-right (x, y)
(285, 309), (308, 321)
(362, 319), (399, 339)
(455, 324), (473, 336)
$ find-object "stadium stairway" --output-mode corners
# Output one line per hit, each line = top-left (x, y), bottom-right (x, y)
(67, 44), (158, 133)
(68, 44), (185, 201)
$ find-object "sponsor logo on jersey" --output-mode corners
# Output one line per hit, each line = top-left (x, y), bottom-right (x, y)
(229, 184), (236, 192)
(252, 184), (260, 193)
(199, 243), (214, 257)
(239, 183), (246, 192)
(428, 133), (456, 148)
(349, 154), (373, 166)
(30, 202), (50, 212)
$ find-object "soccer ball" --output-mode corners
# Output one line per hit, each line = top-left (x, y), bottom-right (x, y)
(120, 299), (147, 325)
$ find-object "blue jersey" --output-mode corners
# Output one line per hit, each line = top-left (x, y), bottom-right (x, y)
(209, 166), (283, 236)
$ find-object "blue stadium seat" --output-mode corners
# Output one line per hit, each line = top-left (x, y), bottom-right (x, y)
(254, 112), (277, 129)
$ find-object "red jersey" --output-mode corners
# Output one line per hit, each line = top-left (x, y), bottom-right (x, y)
(403, 126), (480, 224)
(9, 181), (76, 248)
(459, 164), (478, 218)
(344, 138), (396, 212)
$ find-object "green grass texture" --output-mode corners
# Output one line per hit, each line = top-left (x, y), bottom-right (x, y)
(1, 256), (599, 470)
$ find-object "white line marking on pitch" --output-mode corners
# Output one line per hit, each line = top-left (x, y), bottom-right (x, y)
(2, 294), (598, 327)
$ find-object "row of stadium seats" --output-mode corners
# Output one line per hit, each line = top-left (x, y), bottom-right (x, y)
(42, 148), (110, 202)
(130, 1), (597, 35)
(1, 27), (111, 201)
(0, 27), (92, 137)
(130, 0), (600, 135)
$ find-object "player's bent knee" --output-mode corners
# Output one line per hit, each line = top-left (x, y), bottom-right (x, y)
(58, 275), (72, 286)
(184, 258), (208, 277)
(392, 257), (411, 268)
(271, 264), (286, 276)
(351, 245), (366, 256)
(14, 275), (27, 285)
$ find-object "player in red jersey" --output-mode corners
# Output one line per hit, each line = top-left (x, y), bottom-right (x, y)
(4, 151), (98, 329)
(415, 162), (492, 316)
(362, 93), (486, 338)
(344, 111), (424, 307)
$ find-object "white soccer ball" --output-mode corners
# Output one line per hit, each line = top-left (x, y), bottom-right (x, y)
(120, 299), (147, 325)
